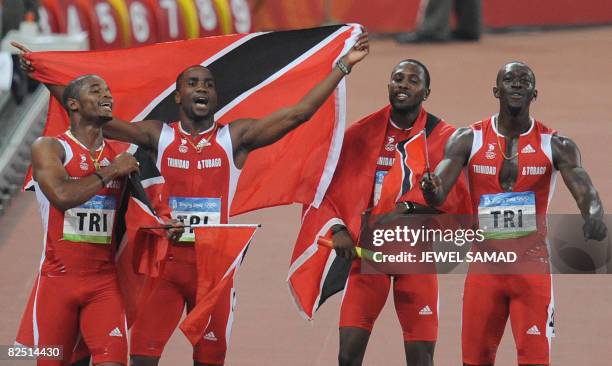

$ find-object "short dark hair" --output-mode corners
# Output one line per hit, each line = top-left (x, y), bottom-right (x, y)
(395, 59), (431, 88)
(62, 74), (97, 110)
(497, 61), (536, 86)
(175, 65), (212, 90)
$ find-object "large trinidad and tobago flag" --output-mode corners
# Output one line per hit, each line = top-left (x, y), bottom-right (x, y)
(23, 24), (362, 215)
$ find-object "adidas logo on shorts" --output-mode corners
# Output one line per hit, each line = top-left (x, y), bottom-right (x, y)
(526, 325), (541, 335)
(204, 331), (218, 341)
(419, 305), (433, 315)
(521, 144), (536, 154)
(109, 327), (123, 337)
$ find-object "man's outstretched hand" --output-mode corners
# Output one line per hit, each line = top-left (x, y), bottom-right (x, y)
(341, 28), (370, 69)
(10, 41), (34, 74)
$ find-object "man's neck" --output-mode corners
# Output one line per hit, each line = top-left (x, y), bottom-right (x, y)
(497, 107), (531, 137)
(69, 118), (104, 150)
(180, 115), (215, 137)
(390, 105), (421, 130)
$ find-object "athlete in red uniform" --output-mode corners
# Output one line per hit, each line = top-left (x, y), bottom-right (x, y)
(16, 75), (140, 366)
(332, 60), (470, 366)
(421, 61), (607, 365)
(16, 33), (369, 366)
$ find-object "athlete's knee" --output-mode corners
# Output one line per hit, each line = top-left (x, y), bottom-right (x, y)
(71, 356), (91, 366)
(404, 341), (435, 366)
(338, 327), (370, 366)
(130, 355), (160, 366)
(338, 350), (361, 366)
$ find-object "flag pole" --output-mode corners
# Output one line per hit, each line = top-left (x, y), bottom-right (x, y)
(423, 131), (431, 176)
(140, 224), (262, 230)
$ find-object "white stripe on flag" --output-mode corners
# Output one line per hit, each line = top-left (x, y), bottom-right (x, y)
(214, 25), (354, 120)
(132, 32), (264, 122)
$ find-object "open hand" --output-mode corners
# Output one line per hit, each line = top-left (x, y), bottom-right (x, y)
(10, 41), (34, 74)
(342, 28), (369, 68)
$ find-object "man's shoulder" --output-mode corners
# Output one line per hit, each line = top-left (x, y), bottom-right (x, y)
(32, 136), (63, 152)
(345, 106), (390, 138)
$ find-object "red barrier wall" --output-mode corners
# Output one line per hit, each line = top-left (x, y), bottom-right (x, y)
(252, 0), (612, 32)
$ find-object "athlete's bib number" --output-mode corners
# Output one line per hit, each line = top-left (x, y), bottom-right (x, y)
(169, 196), (221, 242)
(63, 195), (117, 244)
(478, 191), (536, 239)
(373, 171), (388, 206)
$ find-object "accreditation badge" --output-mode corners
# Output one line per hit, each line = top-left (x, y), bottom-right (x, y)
(63, 195), (117, 244)
(478, 191), (537, 239)
(169, 196), (222, 242)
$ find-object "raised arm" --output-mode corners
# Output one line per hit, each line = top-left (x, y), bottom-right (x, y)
(12, 41), (163, 150)
(228, 31), (370, 168)
(421, 127), (473, 206)
(552, 135), (607, 240)
(32, 137), (139, 211)
(12, 41), (64, 101)
(102, 119), (163, 150)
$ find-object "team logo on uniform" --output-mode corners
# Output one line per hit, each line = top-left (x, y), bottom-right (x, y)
(79, 154), (89, 170)
(521, 144), (536, 154)
(179, 138), (189, 153)
(485, 143), (496, 160)
(526, 325), (541, 335)
(419, 305), (433, 315)
(204, 331), (218, 341)
(385, 136), (396, 152)
(108, 327), (123, 337)
(100, 157), (111, 167)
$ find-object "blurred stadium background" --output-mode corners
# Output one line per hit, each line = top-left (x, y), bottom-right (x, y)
(0, 1), (611, 365)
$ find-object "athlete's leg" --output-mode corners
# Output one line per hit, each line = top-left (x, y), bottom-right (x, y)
(338, 261), (391, 366)
(462, 274), (509, 366)
(69, 336), (91, 366)
(404, 341), (435, 366)
(35, 275), (81, 366)
(393, 274), (438, 366)
(130, 256), (193, 366)
(509, 274), (553, 366)
(338, 327), (372, 366)
(79, 273), (127, 366)
(70, 357), (91, 366)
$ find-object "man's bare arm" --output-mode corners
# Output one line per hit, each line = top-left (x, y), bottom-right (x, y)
(32, 137), (139, 211)
(421, 127), (473, 207)
(552, 135), (607, 240)
(229, 31), (370, 168)
(102, 119), (164, 150)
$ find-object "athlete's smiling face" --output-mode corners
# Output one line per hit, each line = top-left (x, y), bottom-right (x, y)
(494, 62), (537, 115)
(175, 66), (218, 121)
(388, 62), (430, 112)
(72, 76), (113, 123)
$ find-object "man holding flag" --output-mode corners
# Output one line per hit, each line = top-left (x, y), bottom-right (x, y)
(288, 59), (471, 365)
(15, 74), (183, 366)
(15, 25), (369, 366)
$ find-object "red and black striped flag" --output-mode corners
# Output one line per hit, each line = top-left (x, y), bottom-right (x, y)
(23, 24), (362, 215)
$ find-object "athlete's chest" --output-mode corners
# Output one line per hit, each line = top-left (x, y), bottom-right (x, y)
(161, 133), (229, 174)
(471, 131), (551, 192)
(376, 126), (414, 170)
